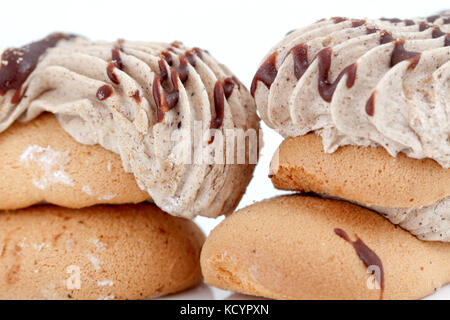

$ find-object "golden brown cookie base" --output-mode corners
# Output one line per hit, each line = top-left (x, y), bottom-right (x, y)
(270, 134), (450, 208)
(0, 203), (205, 300)
(201, 196), (450, 300)
(0, 113), (149, 210)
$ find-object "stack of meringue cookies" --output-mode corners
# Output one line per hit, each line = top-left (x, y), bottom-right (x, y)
(0, 12), (449, 300)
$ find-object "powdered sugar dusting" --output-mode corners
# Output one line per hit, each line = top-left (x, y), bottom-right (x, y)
(20, 145), (73, 190)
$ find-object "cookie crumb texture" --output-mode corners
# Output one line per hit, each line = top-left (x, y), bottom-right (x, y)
(0, 204), (205, 299)
(0, 113), (149, 210)
(201, 196), (450, 300)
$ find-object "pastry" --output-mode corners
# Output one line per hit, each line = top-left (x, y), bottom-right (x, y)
(251, 14), (450, 241)
(201, 195), (450, 300)
(0, 33), (260, 218)
(0, 203), (205, 300)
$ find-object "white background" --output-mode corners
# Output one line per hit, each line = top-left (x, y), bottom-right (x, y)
(1, 0), (448, 300)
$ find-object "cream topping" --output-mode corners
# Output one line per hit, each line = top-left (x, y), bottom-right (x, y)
(252, 15), (450, 168)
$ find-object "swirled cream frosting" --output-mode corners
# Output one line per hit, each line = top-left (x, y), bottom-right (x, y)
(0, 34), (260, 218)
(252, 14), (450, 168)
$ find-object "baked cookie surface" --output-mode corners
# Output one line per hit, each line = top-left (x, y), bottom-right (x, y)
(0, 203), (205, 300)
(270, 134), (450, 209)
(201, 195), (450, 300)
(0, 113), (149, 210)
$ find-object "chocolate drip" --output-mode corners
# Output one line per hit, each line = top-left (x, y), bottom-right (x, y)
(380, 31), (395, 44)
(209, 81), (225, 143)
(366, 27), (379, 34)
(334, 228), (385, 300)
(292, 44), (309, 80)
(96, 85), (113, 101)
(131, 90), (141, 103)
(432, 27), (446, 39)
(223, 77), (235, 99)
(332, 17), (347, 24)
(365, 91), (376, 116)
(391, 40), (421, 69)
(0, 33), (74, 103)
(153, 59), (180, 122)
(352, 20), (366, 28)
(111, 47), (124, 70)
(419, 22), (431, 32)
(317, 48), (358, 102)
(380, 17), (401, 23)
(427, 15), (440, 23)
(250, 52), (278, 96)
(106, 63), (120, 85)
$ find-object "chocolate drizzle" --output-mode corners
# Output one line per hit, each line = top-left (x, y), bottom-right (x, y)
(106, 63), (120, 85)
(334, 228), (385, 300)
(365, 91), (376, 116)
(351, 20), (366, 28)
(379, 31), (395, 44)
(292, 44), (309, 80)
(332, 17), (347, 24)
(96, 85), (113, 100)
(380, 17), (402, 23)
(0, 33), (74, 104)
(419, 22), (431, 32)
(209, 81), (225, 143)
(250, 52), (278, 96)
(431, 27), (446, 39)
(404, 19), (415, 26)
(427, 15), (440, 23)
(223, 77), (236, 99)
(317, 48), (357, 102)
(390, 40), (421, 69)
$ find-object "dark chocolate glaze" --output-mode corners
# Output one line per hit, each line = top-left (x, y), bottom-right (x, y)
(391, 40), (421, 69)
(351, 20), (366, 28)
(334, 228), (385, 300)
(96, 85), (113, 101)
(427, 15), (440, 23)
(0, 33), (74, 104)
(317, 48), (357, 102)
(380, 17), (402, 23)
(332, 17), (347, 24)
(131, 90), (141, 103)
(209, 81), (225, 144)
(292, 44), (309, 80)
(106, 62), (120, 85)
(419, 22), (431, 32)
(366, 27), (379, 34)
(250, 52), (278, 97)
(112, 47), (124, 70)
(380, 31), (395, 44)
(223, 77), (235, 99)
(432, 27), (446, 39)
(153, 60), (180, 122)
(365, 91), (376, 116)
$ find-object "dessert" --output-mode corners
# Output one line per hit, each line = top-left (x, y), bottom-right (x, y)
(0, 34), (260, 218)
(0, 33), (259, 299)
(201, 195), (450, 300)
(251, 14), (450, 241)
(0, 204), (204, 300)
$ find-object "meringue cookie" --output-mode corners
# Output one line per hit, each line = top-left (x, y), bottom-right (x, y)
(252, 15), (450, 168)
(0, 34), (260, 218)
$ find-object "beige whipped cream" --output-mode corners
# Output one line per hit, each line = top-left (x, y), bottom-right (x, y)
(252, 15), (450, 168)
(0, 35), (260, 218)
